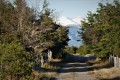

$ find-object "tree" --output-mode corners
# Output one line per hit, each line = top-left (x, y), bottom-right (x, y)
(32, 0), (69, 58)
(80, 0), (120, 59)
(0, 39), (34, 80)
(0, 0), (69, 79)
(0, 0), (35, 79)
(77, 44), (91, 56)
(0, 0), (17, 41)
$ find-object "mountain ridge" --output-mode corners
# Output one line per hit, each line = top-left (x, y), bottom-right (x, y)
(56, 16), (81, 27)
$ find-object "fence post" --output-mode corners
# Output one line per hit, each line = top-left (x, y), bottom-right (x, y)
(111, 55), (113, 64)
(41, 56), (44, 67)
(117, 56), (119, 68)
(114, 56), (117, 68)
(112, 55), (114, 65)
(48, 50), (52, 61)
(110, 55), (114, 65)
(119, 58), (120, 69)
(116, 56), (118, 68)
(109, 55), (111, 64)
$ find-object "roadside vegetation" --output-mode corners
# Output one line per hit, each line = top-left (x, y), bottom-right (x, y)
(0, 0), (120, 80)
(0, 0), (68, 79)
(78, 0), (120, 60)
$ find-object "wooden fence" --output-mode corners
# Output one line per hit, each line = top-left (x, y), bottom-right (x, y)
(109, 55), (120, 69)
(40, 50), (52, 67)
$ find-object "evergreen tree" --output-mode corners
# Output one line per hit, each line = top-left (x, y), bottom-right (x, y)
(0, 39), (34, 80)
(0, 0), (69, 79)
(0, 0), (35, 79)
(32, 0), (69, 58)
(80, 0), (120, 58)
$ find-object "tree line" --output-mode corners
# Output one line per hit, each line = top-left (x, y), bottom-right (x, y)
(0, 0), (69, 79)
(79, 0), (120, 59)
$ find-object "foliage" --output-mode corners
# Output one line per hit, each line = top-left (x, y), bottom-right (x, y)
(0, 39), (34, 80)
(77, 44), (91, 56)
(34, 0), (69, 58)
(80, 0), (120, 58)
(0, 0), (68, 79)
(65, 46), (78, 55)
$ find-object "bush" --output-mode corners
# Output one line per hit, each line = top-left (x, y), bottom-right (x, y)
(0, 39), (34, 80)
(77, 44), (91, 56)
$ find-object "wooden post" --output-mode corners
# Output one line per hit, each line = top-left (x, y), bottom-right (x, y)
(112, 55), (114, 65)
(48, 50), (52, 61)
(117, 56), (119, 68)
(41, 56), (44, 67)
(114, 57), (117, 68)
(109, 55), (111, 64)
(119, 58), (120, 68)
(44, 54), (47, 63)
(109, 55), (114, 65)
(109, 55), (112, 64)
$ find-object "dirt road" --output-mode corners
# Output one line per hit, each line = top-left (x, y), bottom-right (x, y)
(56, 62), (97, 80)
(56, 54), (98, 80)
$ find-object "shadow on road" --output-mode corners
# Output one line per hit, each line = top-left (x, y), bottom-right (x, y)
(40, 76), (57, 80)
(57, 54), (96, 73)
(63, 53), (96, 63)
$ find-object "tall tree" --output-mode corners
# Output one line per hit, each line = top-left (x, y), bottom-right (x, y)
(31, 0), (69, 58)
(0, 0), (35, 79)
(80, 0), (120, 58)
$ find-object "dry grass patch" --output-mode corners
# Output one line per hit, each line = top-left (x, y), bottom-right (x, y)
(33, 59), (62, 80)
(90, 67), (120, 80)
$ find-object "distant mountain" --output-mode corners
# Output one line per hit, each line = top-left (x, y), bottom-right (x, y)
(56, 16), (81, 27)
(72, 17), (82, 25)
(56, 16), (81, 39)
(56, 16), (82, 47)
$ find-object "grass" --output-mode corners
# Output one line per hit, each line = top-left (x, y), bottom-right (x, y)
(87, 59), (120, 80)
(93, 67), (120, 80)
(33, 59), (62, 80)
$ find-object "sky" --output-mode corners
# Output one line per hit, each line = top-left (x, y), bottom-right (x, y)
(27, 0), (113, 18)
(49, 0), (101, 18)
(68, 26), (82, 47)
